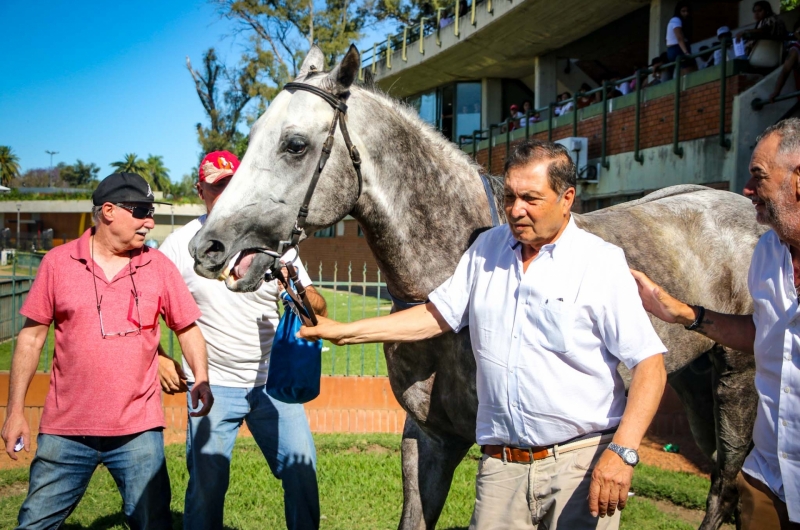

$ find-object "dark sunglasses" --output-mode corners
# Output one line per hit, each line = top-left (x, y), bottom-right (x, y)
(116, 203), (155, 219)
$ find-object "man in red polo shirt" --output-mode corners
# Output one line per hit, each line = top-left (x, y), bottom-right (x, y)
(0, 173), (214, 530)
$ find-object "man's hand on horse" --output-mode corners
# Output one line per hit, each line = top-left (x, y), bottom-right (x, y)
(629, 269), (694, 325)
(297, 316), (348, 345)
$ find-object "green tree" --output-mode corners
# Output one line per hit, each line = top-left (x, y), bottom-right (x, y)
(188, 0), (370, 157)
(110, 153), (148, 177)
(144, 155), (171, 192)
(0, 146), (21, 187)
(61, 160), (100, 188)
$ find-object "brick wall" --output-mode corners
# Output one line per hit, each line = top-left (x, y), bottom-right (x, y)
(300, 219), (381, 282)
(0, 372), (688, 439)
(475, 75), (756, 176)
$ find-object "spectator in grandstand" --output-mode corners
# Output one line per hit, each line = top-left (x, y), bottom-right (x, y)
(666, 2), (695, 73)
(557, 92), (574, 116)
(713, 27), (735, 67)
(738, 1), (787, 55)
(459, 0), (468, 16)
(519, 100), (537, 127)
(577, 83), (594, 108)
(506, 104), (523, 131)
(696, 45), (713, 70)
(644, 57), (666, 86)
(768, 20), (800, 103)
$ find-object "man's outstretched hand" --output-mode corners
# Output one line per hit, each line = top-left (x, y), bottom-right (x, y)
(297, 316), (349, 345)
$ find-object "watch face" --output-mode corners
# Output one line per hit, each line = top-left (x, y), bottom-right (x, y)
(624, 451), (638, 465)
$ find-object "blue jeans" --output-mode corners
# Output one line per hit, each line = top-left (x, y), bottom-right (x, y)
(17, 430), (171, 530)
(184, 384), (319, 530)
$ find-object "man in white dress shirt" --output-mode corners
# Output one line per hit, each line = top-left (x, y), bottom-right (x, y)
(632, 119), (800, 530)
(158, 151), (327, 530)
(300, 140), (667, 529)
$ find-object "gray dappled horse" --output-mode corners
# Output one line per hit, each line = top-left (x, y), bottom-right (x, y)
(190, 45), (764, 530)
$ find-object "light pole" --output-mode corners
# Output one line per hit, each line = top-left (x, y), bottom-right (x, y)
(45, 150), (59, 187)
(165, 194), (175, 232)
(15, 202), (21, 250)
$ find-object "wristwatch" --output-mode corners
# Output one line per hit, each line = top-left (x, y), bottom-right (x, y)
(608, 443), (639, 467)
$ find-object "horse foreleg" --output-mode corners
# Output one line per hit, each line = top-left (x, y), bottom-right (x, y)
(698, 346), (757, 530)
(399, 416), (473, 530)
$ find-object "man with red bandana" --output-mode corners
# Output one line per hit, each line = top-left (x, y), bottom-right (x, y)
(0, 172), (213, 530)
(158, 151), (327, 530)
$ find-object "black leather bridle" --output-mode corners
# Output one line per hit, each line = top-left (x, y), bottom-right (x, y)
(281, 82), (363, 252)
(257, 81), (364, 326)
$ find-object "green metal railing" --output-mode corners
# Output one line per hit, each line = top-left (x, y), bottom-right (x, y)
(461, 38), (734, 170)
(1, 253), (391, 377)
(310, 262), (390, 377)
(359, 0), (498, 78)
(0, 252), (50, 372)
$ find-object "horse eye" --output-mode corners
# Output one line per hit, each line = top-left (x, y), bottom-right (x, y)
(286, 138), (307, 155)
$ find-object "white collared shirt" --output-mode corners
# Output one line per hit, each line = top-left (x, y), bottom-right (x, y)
(429, 217), (666, 447)
(743, 230), (800, 522)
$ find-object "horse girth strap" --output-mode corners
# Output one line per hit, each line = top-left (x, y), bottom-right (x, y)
(283, 82), (364, 249)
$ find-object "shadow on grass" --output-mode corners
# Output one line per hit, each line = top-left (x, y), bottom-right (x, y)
(61, 510), (240, 530)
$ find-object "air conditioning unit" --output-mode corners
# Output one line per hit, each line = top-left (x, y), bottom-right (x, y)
(555, 137), (598, 183)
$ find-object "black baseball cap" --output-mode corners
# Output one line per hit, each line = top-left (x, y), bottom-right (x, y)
(92, 173), (171, 206)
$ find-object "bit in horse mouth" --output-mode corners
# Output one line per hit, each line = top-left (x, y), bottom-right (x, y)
(218, 250), (257, 283)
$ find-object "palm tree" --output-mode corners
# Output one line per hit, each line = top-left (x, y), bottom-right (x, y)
(110, 153), (147, 177)
(144, 155), (170, 192)
(0, 146), (21, 187)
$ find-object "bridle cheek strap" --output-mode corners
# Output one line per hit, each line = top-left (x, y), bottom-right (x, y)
(282, 82), (363, 251)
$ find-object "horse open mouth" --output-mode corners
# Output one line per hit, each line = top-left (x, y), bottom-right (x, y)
(219, 249), (272, 291)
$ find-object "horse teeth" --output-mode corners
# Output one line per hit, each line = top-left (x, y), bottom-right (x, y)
(219, 251), (242, 281)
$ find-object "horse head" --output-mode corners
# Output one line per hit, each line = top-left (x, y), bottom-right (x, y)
(190, 45), (363, 291)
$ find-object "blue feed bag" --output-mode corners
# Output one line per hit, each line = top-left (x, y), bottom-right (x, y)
(266, 292), (322, 404)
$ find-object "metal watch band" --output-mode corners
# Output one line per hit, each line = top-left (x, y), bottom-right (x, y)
(608, 443), (639, 467)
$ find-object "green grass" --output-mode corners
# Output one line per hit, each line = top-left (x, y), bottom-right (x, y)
(0, 434), (712, 529)
(631, 462), (711, 511)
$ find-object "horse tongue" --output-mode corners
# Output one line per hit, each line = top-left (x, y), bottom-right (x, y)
(234, 251), (256, 280)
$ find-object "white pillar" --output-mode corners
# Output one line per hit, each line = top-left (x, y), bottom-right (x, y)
(649, 0), (678, 62)
(534, 54), (557, 109)
(481, 78), (503, 129)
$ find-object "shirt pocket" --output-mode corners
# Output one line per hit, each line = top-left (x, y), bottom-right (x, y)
(129, 294), (161, 331)
(533, 299), (574, 354)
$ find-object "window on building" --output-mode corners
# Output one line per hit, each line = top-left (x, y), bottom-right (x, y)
(314, 226), (335, 238)
(455, 82), (481, 142)
(409, 91), (438, 127)
(357, 225), (364, 237)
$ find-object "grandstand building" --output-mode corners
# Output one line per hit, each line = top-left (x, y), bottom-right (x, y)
(299, 0), (800, 277)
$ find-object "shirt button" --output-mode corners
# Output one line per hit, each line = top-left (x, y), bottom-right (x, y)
(782, 452), (789, 459)
(510, 369), (515, 374)
(783, 420), (789, 427)
(786, 355), (793, 361)
(785, 387), (791, 394)
(513, 334), (518, 339)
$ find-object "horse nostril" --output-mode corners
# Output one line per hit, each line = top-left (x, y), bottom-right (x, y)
(202, 240), (227, 262)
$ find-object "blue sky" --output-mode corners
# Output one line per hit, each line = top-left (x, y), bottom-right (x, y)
(0, 1), (386, 182)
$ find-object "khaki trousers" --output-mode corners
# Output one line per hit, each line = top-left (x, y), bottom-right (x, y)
(469, 443), (620, 530)
(738, 471), (800, 530)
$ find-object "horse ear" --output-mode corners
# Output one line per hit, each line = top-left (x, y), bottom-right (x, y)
(296, 46), (326, 80)
(326, 44), (361, 92)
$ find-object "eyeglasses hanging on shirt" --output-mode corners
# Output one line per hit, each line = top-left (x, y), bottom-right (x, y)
(91, 236), (143, 339)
